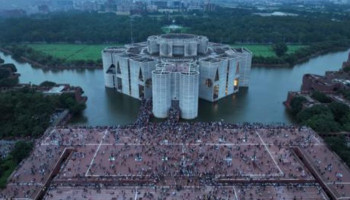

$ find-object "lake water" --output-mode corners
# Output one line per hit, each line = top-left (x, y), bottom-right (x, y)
(1, 50), (349, 126)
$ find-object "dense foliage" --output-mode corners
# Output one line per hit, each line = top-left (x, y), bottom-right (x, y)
(311, 91), (333, 103)
(289, 96), (350, 167)
(325, 136), (350, 166)
(0, 8), (349, 44)
(253, 40), (350, 65)
(0, 87), (86, 139)
(10, 141), (33, 164)
(40, 81), (58, 87)
(272, 43), (288, 57)
(293, 101), (350, 133)
(0, 8), (349, 66)
(0, 12), (162, 44)
(0, 141), (33, 188)
(289, 96), (307, 115)
(0, 63), (18, 86)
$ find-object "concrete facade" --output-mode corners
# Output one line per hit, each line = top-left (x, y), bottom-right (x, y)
(102, 34), (252, 119)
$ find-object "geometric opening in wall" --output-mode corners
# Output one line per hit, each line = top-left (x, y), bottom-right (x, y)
(234, 78), (239, 91)
(107, 64), (116, 74)
(145, 78), (152, 88)
(215, 69), (219, 81)
(117, 77), (122, 90)
(139, 68), (144, 81)
(225, 64), (230, 95)
(117, 63), (121, 74)
(236, 63), (240, 74)
(213, 85), (219, 99)
(205, 79), (213, 87)
(139, 85), (144, 99)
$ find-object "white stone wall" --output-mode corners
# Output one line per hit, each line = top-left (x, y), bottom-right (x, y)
(141, 61), (156, 99)
(129, 60), (141, 99)
(179, 71), (199, 119)
(102, 34), (253, 119)
(199, 60), (215, 101)
(237, 48), (252, 87)
(119, 56), (131, 96)
(152, 71), (171, 118)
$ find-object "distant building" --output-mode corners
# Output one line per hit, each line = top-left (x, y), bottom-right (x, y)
(301, 72), (350, 93)
(102, 34), (252, 119)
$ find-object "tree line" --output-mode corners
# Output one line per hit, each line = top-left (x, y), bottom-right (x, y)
(0, 8), (350, 44)
(289, 91), (350, 167)
(0, 85), (86, 139)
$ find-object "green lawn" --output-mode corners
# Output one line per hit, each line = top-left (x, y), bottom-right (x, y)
(231, 44), (307, 57)
(28, 44), (122, 61)
(28, 43), (307, 62)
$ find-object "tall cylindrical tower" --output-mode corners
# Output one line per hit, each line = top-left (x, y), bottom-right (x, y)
(152, 70), (171, 118)
(179, 70), (199, 119)
(147, 36), (159, 55)
(102, 51), (114, 88)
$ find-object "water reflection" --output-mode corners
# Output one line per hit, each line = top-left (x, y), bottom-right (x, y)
(0, 49), (349, 125)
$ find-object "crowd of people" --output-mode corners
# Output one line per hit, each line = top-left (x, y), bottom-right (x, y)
(1, 104), (350, 199)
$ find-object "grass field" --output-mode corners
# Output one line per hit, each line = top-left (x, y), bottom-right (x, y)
(28, 44), (307, 62)
(28, 44), (122, 61)
(231, 44), (307, 57)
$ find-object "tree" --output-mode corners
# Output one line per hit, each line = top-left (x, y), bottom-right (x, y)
(272, 43), (288, 57)
(311, 91), (332, 103)
(329, 102), (350, 123)
(10, 141), (33, 164)
(290, 96), (306, 115)
(296, 105), (331, 123)
(0, 64), (17, 72)
(40, 81), (56, 87)
(0, 68), (10, 79)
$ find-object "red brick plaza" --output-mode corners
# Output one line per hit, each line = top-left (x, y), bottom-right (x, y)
(1, 122), (350, 200)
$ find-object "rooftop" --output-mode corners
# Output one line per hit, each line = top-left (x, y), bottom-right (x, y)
(160, 33), (196, 39)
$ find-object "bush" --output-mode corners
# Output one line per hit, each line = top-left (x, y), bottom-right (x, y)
(290, 96), (307, 115)
(305, 113), (340, 132)
(0, 63), (17, 72)
(329, 102), (350, 123)
(40, 81), (56, 87)
(0, 68), (10, 79)
(272, 43), (288, 57)
(10, 141), (33, 164)
(325, 136), (350, 166)
(296, 105), (332, 122)
(0, 89), (85, 139)
(311, 91), (332, 103)
(0, 77), (18, 87)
